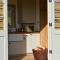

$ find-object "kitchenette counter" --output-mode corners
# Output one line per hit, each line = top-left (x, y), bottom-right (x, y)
(8, 32), (40, 34)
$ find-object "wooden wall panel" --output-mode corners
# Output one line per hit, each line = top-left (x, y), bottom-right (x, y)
(40, 0), (48, 48)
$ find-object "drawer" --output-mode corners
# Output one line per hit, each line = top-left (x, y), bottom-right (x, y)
(8, 41), (26, 55)
(9, 34), (24, 42)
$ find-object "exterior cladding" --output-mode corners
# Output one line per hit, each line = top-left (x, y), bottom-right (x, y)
(0, 0), (3, 30)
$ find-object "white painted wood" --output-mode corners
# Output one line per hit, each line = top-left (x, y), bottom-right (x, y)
(0, 30), (4, 36)
(0, 0), (8, 60)
(26, 33), (40, 53)
(0, 37), (4, 60)
(31, 33), (40, 48)
(48, 0), (52, 60)
(26, 34), (32, 53)
(51, 0), (60, 59)
(48, 0), (60, 60)
(4, 0), (8, 60)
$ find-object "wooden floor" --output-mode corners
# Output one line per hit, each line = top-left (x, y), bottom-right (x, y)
(9, 53), (34, 60)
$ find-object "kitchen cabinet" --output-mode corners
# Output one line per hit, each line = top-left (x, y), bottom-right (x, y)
(8, 33), (40, 55)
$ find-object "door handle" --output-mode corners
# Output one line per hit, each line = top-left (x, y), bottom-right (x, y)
(49, 23), (52, 27)
(49, 50), (52, 54)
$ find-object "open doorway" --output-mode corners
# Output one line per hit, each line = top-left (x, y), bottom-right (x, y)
(8, 0), (48, 60)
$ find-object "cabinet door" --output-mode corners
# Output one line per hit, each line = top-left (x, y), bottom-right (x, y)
(26, 34), (40, 53)
(31, 33), (40, 49)
(26, 34), (32, 53)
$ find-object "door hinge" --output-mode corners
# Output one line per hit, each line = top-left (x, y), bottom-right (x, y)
(49, 23), (52, 27)
(49, 50), (52, 54)
(49, 0), (52, 2)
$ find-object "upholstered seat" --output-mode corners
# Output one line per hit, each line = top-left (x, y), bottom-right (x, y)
(32, 47), (48, 60)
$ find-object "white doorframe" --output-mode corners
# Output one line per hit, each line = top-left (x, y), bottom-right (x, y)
(4, 0), (8, 60)
(0, 0), (8, 60)
(48, 0), (52, 60)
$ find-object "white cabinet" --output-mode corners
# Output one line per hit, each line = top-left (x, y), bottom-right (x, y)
(8, 33), (40, 55)
(26, 33), (40, 53)
(25, 34), (32, 53)
(31, 34), (40, 48)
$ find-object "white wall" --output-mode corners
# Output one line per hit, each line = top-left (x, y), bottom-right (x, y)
(17, 0), (40, 26)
